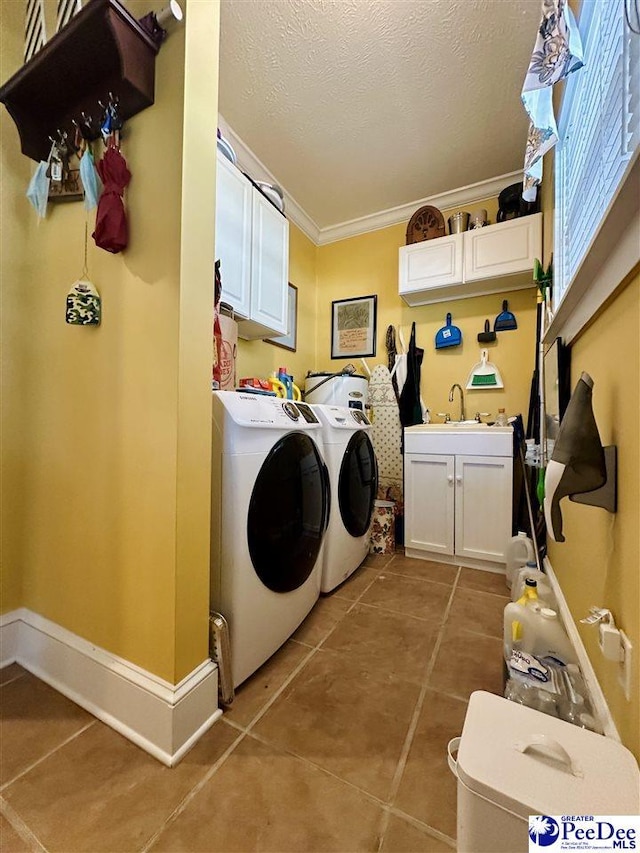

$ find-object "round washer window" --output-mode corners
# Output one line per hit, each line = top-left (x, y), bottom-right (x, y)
(338, 432), (377, 537)
(248, 433), (328, 593)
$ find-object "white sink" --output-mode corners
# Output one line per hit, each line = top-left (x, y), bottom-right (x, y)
(404, 421), (512, 455)
(407, 421), (491, 431)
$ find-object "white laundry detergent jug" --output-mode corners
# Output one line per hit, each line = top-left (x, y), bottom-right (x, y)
(511, 562), (557, 609)
(505, 531), (535, 589)
(504, 582), (577, 666)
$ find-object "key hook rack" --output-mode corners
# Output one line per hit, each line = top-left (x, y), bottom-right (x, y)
(0, 0), (182, 163)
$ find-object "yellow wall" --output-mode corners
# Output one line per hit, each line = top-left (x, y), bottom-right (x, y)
(1, 0), (32, 614)
(1, 0), (220, 683)
(540, 142), (639, 758)
(547, 272), (640, 756)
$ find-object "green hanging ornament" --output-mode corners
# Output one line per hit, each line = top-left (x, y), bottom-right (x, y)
(66, 221), (101, 326)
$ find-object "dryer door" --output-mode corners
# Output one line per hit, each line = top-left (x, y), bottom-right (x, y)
(248, 433), (328, 593)
(339, 432), (378, 537)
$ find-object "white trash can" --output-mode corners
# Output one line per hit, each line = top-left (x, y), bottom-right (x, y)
(448, 691), (639, 853)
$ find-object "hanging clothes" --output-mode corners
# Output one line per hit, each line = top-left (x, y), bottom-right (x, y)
(385, 325), (399, 401)
(398, 322), (424, 428)
(92, 146), (131, 253)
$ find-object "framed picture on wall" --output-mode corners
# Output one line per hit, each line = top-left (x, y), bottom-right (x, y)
(331, 295), (377, 359)
(265, 283), (297, 352)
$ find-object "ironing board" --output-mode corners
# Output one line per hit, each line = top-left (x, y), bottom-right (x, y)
(367, 364), (403, 503)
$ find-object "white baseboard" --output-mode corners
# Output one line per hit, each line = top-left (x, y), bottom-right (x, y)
(404, 548), (507, 575)
(543, 558), (619, 741)
(0, 609), (222, 766)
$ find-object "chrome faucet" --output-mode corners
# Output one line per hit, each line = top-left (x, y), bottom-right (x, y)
(448, 383), (465, 422)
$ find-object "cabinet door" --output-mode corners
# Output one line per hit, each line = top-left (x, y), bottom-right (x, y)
(246, 190), (289, 338)
(398, 235), (464, 306)
(215, 152), (252, 318)
(404, 453), (454, 555)
(454, 455), (512, 562)
(463, 213), (542, 282)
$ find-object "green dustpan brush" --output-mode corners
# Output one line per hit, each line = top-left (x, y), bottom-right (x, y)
(466, 349), (504, 389)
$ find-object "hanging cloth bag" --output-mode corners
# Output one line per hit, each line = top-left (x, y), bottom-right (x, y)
(92, 146), (131, 253)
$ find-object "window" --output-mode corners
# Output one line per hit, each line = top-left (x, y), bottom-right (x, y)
(554, 0), (640, 309)
(24, 0), (46, 62)
(56, 0), (83, 32)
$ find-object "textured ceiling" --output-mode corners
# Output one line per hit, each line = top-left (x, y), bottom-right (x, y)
(219, 0), (540, 231)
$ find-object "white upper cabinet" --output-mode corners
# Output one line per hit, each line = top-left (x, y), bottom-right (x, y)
(464, 214), (542, 282)
(215, 151), (289, 340)
(399, 234), (463, 297)
(399, 213), (542, 306)
(215, 152), (252, 319)
(249, 190), (289, 338)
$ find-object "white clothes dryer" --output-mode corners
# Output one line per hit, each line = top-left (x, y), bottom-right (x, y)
(311, 404), (378, 593)
(211, 391), (329, 688)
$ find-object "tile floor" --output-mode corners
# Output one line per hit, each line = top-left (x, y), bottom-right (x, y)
(0, 553), (509, 852)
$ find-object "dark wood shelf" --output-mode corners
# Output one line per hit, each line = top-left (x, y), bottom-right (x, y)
(0, 0), (160, 162)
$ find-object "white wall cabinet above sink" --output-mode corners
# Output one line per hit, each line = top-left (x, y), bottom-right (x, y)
(215, 151), (289, 340)
(399, 213), (542, 306)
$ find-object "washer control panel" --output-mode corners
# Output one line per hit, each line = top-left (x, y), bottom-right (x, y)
(216, 391), (322, 430)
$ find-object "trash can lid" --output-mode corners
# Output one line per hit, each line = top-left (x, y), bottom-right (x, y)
(456, 692), (639, 820)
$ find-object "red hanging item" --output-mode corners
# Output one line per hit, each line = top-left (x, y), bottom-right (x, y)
(92, 146), (131, 254)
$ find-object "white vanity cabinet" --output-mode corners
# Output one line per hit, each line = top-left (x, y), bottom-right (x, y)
(399, 213), (542, 306)
(215, 151), (289, 340)
(404, 427), (513, 571)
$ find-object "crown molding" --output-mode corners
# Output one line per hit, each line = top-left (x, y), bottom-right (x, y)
(217, 118), (521, 247)
(316, 170), (523, 245)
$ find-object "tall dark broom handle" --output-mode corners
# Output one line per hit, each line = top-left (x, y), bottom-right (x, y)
(518, 440), (543, 573)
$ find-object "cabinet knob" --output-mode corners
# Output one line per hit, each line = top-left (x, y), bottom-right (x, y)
(456, 475), (463, 484)
(447, 475), (454, 484)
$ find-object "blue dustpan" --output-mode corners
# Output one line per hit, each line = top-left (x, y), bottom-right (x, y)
(435, 313), (462, 349)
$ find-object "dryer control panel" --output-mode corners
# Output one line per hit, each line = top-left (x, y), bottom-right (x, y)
(310, 403), (371, 430)
(214, 391), (322, 429)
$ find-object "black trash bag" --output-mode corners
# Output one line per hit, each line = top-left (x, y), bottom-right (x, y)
(399, 322), (423, 428)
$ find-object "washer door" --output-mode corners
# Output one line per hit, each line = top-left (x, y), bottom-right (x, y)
(339, 432), (378, 537)
(248, 433), (328, 593)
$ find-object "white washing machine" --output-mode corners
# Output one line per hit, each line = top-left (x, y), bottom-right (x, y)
(311, 404), (378, 592)
(211, 391), (329, 687)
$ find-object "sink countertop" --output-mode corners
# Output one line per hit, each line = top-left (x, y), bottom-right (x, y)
(404, 422), (513, 456)
(405, 423), (513, 433)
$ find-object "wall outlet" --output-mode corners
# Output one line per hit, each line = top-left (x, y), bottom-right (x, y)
(618, 630), (633, 702)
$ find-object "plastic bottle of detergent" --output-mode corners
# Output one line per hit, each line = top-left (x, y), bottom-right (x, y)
(505, 531), (535, 589)
(503, 578), (539, 659)
(504, 580), (577, 666)
(277, 367), (293, 399)
(527, 607), (578, 666)
(511, 562), (557, 610)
